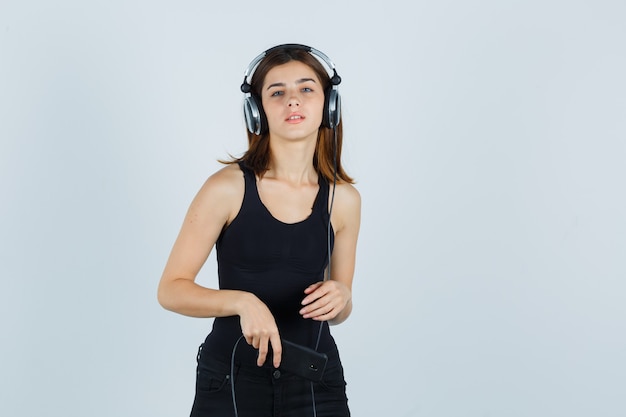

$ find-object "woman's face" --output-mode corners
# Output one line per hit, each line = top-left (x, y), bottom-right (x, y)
(261, 60), (325, 143)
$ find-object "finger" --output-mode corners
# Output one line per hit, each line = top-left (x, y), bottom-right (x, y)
(312, 306), (337, 321)
(270, 335), (282, 368)
(303, 281), (323, 294)
(300, 297), (326, 316)
(302, 284), (329, 306)
(301, 299), (334, 319)
(257, 338), (269, 367)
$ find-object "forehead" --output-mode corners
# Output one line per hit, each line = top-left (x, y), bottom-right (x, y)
(262, 60), (321, 87)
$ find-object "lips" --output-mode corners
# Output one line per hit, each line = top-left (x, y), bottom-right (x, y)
(286, 113), (305, 123)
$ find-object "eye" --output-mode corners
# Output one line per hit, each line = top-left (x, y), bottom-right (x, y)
(270, 90), (284, 97)
(301, 87), (313, 93)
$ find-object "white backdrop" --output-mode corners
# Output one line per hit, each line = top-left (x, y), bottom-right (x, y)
(1, 1), (625, 416)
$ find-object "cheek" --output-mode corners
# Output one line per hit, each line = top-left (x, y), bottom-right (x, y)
(261, 100), (282, 118)
(310, 98), (325, 119)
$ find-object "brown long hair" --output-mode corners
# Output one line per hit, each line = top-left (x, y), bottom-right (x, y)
(226, 46), (354, 184)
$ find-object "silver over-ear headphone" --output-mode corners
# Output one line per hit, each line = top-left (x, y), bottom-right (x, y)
(240, 44), (342, 135)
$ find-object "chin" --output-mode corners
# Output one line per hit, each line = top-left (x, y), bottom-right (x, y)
(272, 126), (319, 141)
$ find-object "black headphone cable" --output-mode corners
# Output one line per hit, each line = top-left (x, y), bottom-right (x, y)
(309, 125), (339, 417)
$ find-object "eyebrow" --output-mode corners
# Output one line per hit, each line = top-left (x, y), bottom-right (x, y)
(266, 78), (317, 90)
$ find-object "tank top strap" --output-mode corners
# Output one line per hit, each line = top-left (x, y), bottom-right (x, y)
(237, 161), (260, 208)
(316, 173), (331, 224)
(237, 160), (250, 176)
(314, 173), (334, 279)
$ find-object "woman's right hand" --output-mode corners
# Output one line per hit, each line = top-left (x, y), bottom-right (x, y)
(237, 292), (282, 368)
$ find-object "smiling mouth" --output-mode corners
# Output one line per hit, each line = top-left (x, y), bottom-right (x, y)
(287, 115), (304, 121)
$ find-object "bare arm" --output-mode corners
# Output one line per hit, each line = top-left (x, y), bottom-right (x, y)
(300, 182), (361, 325)
(157, 165), (282, 367)
(157, 165), (241, 316)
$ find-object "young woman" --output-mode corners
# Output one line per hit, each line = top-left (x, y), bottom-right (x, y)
(158, 44), (361, 417)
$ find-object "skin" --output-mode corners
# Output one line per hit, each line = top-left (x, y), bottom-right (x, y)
(157, 60), (361, 369)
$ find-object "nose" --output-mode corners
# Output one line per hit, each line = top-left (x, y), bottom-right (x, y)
(287, 92), (300, 107)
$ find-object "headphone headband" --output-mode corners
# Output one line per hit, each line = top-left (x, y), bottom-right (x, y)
(241, 44), (341, 93)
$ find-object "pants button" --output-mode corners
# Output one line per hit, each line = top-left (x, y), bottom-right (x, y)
(273, 370), (281, 379)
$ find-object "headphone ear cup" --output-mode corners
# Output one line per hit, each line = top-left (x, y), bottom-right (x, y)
(243, 94), (266, 135)
(323, 86), (341, 129)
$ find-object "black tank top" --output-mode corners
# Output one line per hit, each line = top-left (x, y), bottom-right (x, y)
(201, 162), (338, 365)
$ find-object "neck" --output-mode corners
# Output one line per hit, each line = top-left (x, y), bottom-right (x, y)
(267, 135), (317, 184)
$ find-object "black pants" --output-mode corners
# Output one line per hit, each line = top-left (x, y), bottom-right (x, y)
(190, 346), (350, 417)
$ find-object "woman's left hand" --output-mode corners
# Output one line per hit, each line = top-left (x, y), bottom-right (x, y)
(299, 280), (351, 321)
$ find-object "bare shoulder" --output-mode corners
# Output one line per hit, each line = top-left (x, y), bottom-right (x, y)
(191, 163), (244, 224)
(202, 163), (244, 192)
(331, 182), (361, 232)
(195, 163), (242, 197)
(335, 182), (361, 207)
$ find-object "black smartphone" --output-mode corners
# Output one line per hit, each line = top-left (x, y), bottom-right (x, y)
(271, 339), (328, 382)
